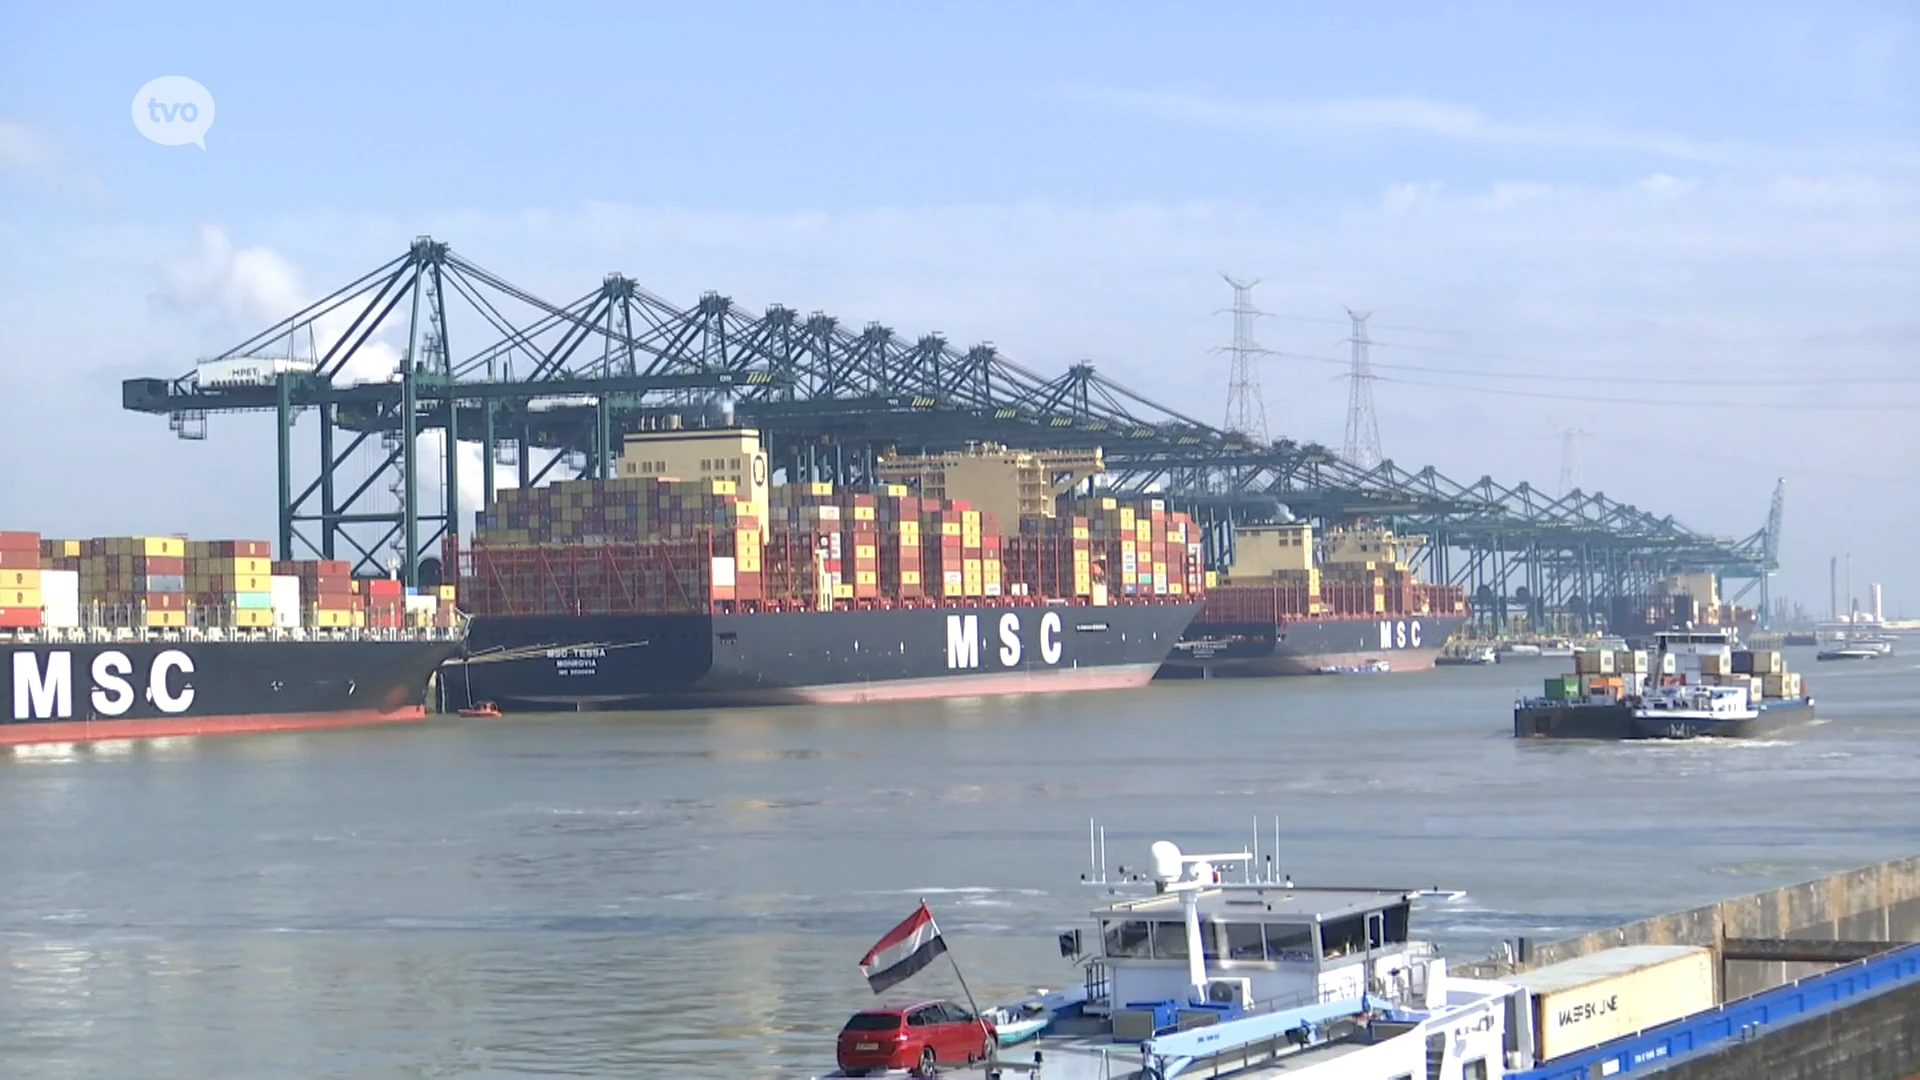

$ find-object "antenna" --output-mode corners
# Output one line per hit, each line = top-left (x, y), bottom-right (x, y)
(1214, 274), (1273, 443)
(1342, 308), (1383, 469)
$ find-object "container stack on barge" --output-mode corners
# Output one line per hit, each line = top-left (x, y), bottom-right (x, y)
(440, 431), (1204, 711)
(1514, 627), (1815, 740)
(2, 531), (463, 746)
(1158, 519), (1469, 677)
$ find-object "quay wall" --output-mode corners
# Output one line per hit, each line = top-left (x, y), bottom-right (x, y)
(1461, 855), (1920, 1000)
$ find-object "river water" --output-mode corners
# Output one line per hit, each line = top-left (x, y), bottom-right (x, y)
(2, 649), (1917, 1079)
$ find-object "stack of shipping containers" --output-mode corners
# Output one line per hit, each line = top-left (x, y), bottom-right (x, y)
(0, 529), (457, 635)
(187, 539), (275, 629)
(462, 475), (1206, 617)
(1, 531), (43, 630)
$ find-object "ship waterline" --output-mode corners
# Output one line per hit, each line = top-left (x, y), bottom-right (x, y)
(1161, 613), (1471, 677)
(439, 602), (1200, 711)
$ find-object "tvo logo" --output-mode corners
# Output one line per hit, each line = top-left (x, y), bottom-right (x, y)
(11, 649), (198, 720)
(131, 76), (216, 149)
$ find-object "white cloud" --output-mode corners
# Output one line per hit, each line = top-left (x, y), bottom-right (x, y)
(150, 224), (402, 385)
(0, 118), (108, 206)
(1061, 88), (1729, 163)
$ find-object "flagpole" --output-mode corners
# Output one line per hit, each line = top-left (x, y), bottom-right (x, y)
(927, 898), (983, 1020)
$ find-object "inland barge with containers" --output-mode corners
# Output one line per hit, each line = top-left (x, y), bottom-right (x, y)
(2, 530), (462, 746)
(1513, 627), (1815, 740)
(439, 432), (1205, 710)
(1157, 520), (1469, 677)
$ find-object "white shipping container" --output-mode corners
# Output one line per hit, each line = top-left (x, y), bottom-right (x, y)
(39, 569), (79, 606)
(711, 557), (737, 588)
(269, 575), (302, 612)
(1513, 945), (1715, 1061)
(273, 608), (300, 629)
(404, 595), (438, 614)
(42, 606), (81, 629)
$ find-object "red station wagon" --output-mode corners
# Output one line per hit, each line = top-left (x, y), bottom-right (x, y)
(836, 999), (996, 1075)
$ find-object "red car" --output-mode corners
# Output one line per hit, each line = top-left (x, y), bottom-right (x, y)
(836, 999), (996, 1075)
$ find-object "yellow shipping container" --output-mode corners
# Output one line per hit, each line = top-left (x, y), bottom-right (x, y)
(1514, 946), (1714, 1061)
(436, 585), (457, 601)
(352, 610), (367, 628)
(114, 536), (187, 557)
(143, 610), (187, 627)
(855, 570), (878, 587)
(900, 570), (922, 586)
(855, 544), (878, 561)
(314, 609), (353, 628)
(5, 568), (40, 589)
(232, 609), (274, 628)
(44, 539), (82, 558)
(833, 583), (854, 600)
(1118, 508), (1134, 529)
(5, 588), (41, 607)
(939, 521), (962, 537)
(852, 506), (876, 522)
(1169, 582), (1185, 595)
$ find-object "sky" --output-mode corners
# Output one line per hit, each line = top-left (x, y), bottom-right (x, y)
(1, 1), (1916, 615)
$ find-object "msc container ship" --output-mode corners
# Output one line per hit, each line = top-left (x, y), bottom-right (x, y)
(1157, 520), (1469, 677)
(2, 531), (462, 746)
(438, 433), (1204, 712)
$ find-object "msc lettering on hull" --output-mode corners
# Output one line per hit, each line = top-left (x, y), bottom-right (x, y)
(946, 612), (1065, 671)
(11, 650), (198, 721)
(1376, 620), (1424, 649)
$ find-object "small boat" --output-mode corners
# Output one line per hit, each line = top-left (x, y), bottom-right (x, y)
(979, 1002), (1050, 1047)
(457, 700), (503, 718)
(1313, 658), (1390, 675)
(1434, 644), (1496, 667)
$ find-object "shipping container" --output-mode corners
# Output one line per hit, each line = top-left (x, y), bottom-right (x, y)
(1510, 945), (1714, 1061)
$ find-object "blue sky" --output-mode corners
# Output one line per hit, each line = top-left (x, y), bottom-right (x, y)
(2, 1), (1916, 613)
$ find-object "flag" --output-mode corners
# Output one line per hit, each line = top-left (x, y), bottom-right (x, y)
(858, 902), (948, 994)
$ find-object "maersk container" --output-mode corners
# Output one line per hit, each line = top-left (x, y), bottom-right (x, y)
(1509, 944), (1714, 1061)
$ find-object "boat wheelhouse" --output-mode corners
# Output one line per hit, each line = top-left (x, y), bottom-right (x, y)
(940, 828), (1520, 1080)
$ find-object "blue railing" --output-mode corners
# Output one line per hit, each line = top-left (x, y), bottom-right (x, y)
(1509, 941), (1920, 1079)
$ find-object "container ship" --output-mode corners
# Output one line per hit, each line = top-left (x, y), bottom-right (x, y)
(1157, 520), (1469, 677)
(2, 531), (462, 746)
(438, 432), (1203, 711)
(1513, 627), (1815, 740)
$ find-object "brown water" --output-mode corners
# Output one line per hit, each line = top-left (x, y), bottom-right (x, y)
(2, 649), (1916, 1078)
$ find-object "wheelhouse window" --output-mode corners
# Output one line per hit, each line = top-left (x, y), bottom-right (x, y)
(1264, 923), (1315, 963)
(1223, 921), (1268, 961)
(1150, 921), (1189, 960)
(1382, 902), (1410, 945)
(1103, 920), (1152, 958)
(1321, 914), (1367, 960)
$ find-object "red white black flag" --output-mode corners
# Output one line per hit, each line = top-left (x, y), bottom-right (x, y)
(858, 902), (948, 994)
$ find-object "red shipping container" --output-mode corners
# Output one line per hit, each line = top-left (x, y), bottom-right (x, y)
(0, 607), (44, 628)
(0, 549), (39, 569)
(0, 531), (40, 552)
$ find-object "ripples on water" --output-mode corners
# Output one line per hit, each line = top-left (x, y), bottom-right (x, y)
(2, 651), (1917, 1078)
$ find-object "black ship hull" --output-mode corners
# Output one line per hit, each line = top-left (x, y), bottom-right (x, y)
(439, 602), (1201, 711)
(1158, 614), (1470, 677)
(2, 638), (464, 746)
(1514, 697), (1816, 740)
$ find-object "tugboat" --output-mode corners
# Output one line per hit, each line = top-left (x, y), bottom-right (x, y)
(1514, 626), (1815, 740)
(816, 821), (1525, 1079)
